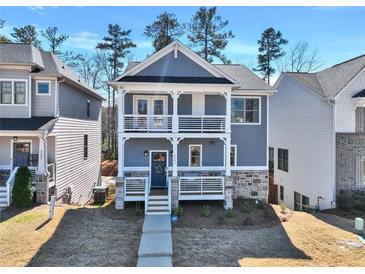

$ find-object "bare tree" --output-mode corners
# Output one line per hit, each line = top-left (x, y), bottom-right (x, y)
(277, 41), (322, 73)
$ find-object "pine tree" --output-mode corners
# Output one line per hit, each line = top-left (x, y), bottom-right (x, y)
(254, 27), (288, 85)
(0, 18), (11, 43)
(11, 25), (42, 48)
(186, 6), (234, 63)
(144, 12), (183, 52)
(97, 24), (136, 159)
(41, 26), (69, 55)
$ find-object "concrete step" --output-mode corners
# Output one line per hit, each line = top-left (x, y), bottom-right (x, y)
(0, 203), (8, 208)
(146, 211), (170, 215)
(0, 187), (7, 191)
(147, 205), (169, 211)
(148, 200), (168, 205)
(148, 195), (168, 200)
(137, 256), (172, 267)
(142, 215), (171, 233)
(138, 232), (173, 257)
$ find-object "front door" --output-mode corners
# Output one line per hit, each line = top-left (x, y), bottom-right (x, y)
(13, 142), (31, 168)
(151, 151), (167, 188)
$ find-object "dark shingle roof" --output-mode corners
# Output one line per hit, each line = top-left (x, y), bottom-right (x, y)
(353, 89), (365, 98)
(0, 117), (57, 131)
(118, 75), (233, 84)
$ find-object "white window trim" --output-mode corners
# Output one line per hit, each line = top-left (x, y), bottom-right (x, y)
(0, 78), (28, 106)
(278, 148), (289, 172)
(36, 80), (52, 96)
(231, 96), (261, 125)
(189, 144), (202, 167)
(133, 95), (168, 115)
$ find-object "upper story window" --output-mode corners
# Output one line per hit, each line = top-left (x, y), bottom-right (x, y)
(87, 99), (90, 117)
(0, 80), (27, 105)
(278, 148), (289, 172)
(83, 135), (88, 160)
(355, 107), (365, 132)
(231, 97), (260, 124)
(36, 81), (51, 95)
(189, 144), (202, 167)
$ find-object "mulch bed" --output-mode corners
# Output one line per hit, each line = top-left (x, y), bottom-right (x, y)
(172, 199), (280, 230)
(101, 160), (118, 176)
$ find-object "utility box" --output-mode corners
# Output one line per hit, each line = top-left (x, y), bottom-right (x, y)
(93, 185), (109, 204)
(355, 218), (364, 235)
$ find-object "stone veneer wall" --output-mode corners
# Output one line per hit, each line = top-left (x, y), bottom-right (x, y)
(231, 170), (269, 201)
(337, 133), (365, 191)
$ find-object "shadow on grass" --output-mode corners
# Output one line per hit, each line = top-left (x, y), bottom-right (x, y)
(27, 202), (144, 267)
(312, 211), (356, 234)
(0, 203), (38, 223)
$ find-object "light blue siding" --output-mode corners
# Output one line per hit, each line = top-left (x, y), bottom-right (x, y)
(31, 79), (56, 117)
(136, 51), (214, 78)
(231, 95), (267, 166)
(205, 94), (225, 115)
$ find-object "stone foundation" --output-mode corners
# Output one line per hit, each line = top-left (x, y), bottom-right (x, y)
(224, 176), (233, 209)
(124, 171), (149, 177)
(231, 170), (269, 202)
(171, 177), (179, 210)
(35, 174), (48, 204)
(115, 177), (125, 209)
(337, 133), (365, 191)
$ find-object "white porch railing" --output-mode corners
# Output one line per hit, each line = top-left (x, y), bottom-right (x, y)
(124, 115), (172, 132)
(5, 167), (19, 206)
(124, 177), (149, 201)
(178, 115), (226, 132)
(144, 177), (151, 214)
(179, 176), (225, 200)
(47, 163), (56, 187)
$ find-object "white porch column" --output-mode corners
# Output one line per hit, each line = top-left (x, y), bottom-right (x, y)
(225, 91), (231, 133)
(38, 136), (47, 174)
(118, 137), (128, 177)
(172, 137), (178, 177)
(225, 137), (231, 176)
(172, 91), (179, 133)
(118, 89), (126, 133)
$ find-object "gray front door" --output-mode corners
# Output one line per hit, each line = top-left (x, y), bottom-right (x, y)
(13, 142), (30, 168)
(151, 151), (167, 188)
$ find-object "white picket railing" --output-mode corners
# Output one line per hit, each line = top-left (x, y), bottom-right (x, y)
(124, 177), (148, 201)
(179, 176), (225, 200)
(47, 163), (55, 187)
(178, 115), (226, 132)
(6, 167), (19, 206)
(124, 115), (172, 132)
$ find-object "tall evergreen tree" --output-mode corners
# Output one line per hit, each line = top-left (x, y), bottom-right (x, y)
(41, 26), (69, 54)
(144, 12), (183, 52)
(254, 27), (288, 85)
(185, 6), (234, 63)
(97, 24), (136, 158)
(0, 18), (11, 43)
(11, 25), (42, 48)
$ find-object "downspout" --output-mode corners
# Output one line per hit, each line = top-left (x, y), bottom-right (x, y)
(327, 98), (337, 208)
(56, 77), (65, 117)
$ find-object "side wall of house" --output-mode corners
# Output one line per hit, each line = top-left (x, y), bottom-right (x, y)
(31, 79), (56, 117)
(270, 76), (335, 210)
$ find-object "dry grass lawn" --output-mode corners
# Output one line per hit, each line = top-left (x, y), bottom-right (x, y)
(173, 205), (365, 267)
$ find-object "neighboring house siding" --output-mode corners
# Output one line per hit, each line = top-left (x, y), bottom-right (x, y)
(136, 51), (214, 78)
(335, 68), (365, 133)
(59, 82), (101, 120)
(231, 95), (267, 167)
(31, 79), (56, 117)
(0, 69), (30, 118)
(270, 76), (335, 210)
(52, 116), (101, 205)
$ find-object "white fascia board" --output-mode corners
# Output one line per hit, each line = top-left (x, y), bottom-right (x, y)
(0, 130), (43, 137)
(232, 89), (276, 96)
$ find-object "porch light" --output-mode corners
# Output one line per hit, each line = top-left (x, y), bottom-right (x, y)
(13, 136), (18, 141)
(144, 150), (148, 157)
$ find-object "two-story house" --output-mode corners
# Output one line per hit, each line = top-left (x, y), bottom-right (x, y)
(110, 41), (274, 214)
(270, 54), (365, 211)
(0, 43), (103, 207)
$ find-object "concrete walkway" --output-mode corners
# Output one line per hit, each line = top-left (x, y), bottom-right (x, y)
(137, 215), (173, 267)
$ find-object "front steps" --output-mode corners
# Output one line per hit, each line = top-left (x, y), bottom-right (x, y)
(146, 195), (169, 215)
(0, 187), (7, 207)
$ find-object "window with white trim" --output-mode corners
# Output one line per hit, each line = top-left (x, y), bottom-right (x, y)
(278, 148), (288, 172)
(189, 145), (202, 167)
(231, 97), (260, 124)
(0, 81), (12, 104)
(0, 80), (27, 105)
(230, 145), (237, 166)
(36, 81), (50, 95)
(14, 82), (26, 104)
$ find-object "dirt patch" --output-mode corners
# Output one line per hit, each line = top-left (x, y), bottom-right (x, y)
(173, 205), (365, 267)
(173, 199), (280, 230)
(0, 202), (143, 267)
(101, 160), (118, 176)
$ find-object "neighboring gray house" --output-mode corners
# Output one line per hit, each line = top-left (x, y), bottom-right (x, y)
(270, 54), (365, 211)
(110, 41), (274, 214)
(0, 43), (104, 207)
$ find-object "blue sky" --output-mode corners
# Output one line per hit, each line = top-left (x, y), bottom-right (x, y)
(1, 6), (365, 73)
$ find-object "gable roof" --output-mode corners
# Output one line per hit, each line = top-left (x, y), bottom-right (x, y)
(280, 54), (365, 98)
(0, 43), (104, 101)
(0, 117), (57, 131)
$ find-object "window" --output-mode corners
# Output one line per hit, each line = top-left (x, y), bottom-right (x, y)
(231, 97), (260, 124)
(189, 145), (202, 167)
(14, 82), (26, 104)
(280, 185), (284, 201)
(87, 99), (90, 117)
(230, 145), (237, 166)
(294, 191), (301, 211)
(83, 135), (88, 160)
(0, 81), (12, 104)
(302, 195), (310, 212)
(269, 147), (274, 171)
(278, 148), (288, 172)
(36, 81), (50, 95)
(356, 107), (365, 132)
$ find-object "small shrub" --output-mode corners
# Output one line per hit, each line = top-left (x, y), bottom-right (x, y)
(279, 202), (288, 213)
(201, 205), (212, 217)
(12, 166), (33, 208)
(244, 215), (253, 225)
(240, 200), (252, 214)
(257, 199), (266, 209)
(173, 205), (183, 217)
(225, 208), (234, 218)
(135, 202), (144, 216)
(217, 215), (225, 225)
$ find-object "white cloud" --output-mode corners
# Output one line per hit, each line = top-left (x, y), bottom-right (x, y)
(27, 6), (45, 15)
(135, 40), (153, 49)
(65, 31), (100, 51)
(226, 40), (257, 56)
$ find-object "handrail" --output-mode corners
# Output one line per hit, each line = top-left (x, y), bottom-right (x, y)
(6, 167), (19, 206)
(179, 176), (224, 195)
(144, 177), (150, 214)
(124, 115), (173, 132)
